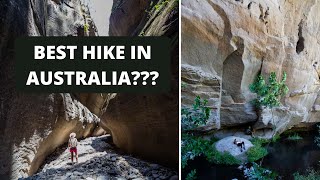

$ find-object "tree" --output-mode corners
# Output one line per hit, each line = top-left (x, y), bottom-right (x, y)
(249, 72), (289, 165)
(249, 72), (289, 109)
(181, 96), (210, 131)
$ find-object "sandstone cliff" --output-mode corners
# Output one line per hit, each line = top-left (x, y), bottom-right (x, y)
(0, 0), (178, 179)
(182, 0), (320, 134)
(103, 0), (179, 168)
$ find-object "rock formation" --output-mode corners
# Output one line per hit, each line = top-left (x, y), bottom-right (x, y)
(24, 135), (177, 180)
(182, 0), (320, 134)
(0, 1), (103, 178)
(103, 0), (179, 168)
(0, 0), (178, 179)
(215, 136), (253, 162)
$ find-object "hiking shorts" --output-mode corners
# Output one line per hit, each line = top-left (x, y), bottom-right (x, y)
(70, 147), (77, 154)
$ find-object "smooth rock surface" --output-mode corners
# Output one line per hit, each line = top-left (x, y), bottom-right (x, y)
(182, 0), (320, 133)
(215, 136), (253, 162)
(104, 0), (179, 168)
(0, 0), (178, 179)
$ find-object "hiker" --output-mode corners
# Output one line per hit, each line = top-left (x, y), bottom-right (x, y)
(233, 139), (245, 152)
(245, 126), (253, 137)
(68, 132), (78, 163)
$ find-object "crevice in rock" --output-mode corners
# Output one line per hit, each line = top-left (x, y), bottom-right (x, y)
(248, 2), (252, 9)
(296, 20), (305, 54)
(29, 0), (47, 36)
(235, 0), (243, 3)
(63, 2), (75, 9)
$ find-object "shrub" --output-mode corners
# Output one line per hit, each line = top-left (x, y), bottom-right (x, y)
(84, 23), (89, 33)
(186, 169), (197, 180)
(288, 133), (303, 141)
(181, 96), (240, 177)
(244, 162), (278, 180)
(247, 145), (268, 162)
(294, 169), (320, 180)
(182, 134), (240, 168)
(181, 96), (212, 178)
(181, 96), (210, 130)
(206, 147), (241, 165)
(272, 134), (281, 142)
(247, 138), (268, 162)
(251, 137), (270, 146)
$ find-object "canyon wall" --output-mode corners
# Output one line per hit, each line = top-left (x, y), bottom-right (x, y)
(103, 0), (179, 168)
(0, 0), (178, 178)
(182, 0), (320, 134)
(0, 0), (109, 179)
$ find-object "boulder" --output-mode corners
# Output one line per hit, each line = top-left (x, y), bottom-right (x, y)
(215, 136), (253, 162)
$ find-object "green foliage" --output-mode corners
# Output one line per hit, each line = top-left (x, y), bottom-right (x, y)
(250, 137), (269, 146)
(246, 145), (268, 162)
(206, 147), (241, 165)
(247, 137), (268, 162)
(181, 134), (216, 168)
(294, 169), (320, 180)
(181, 95), (239, 180)
(84, 23), (89, 33)
(154, 0), (170, 11)
(244, 162), (278, 180)
(181, 96), (210, 130)
(181, 134), (240, 169)
(181, 82), (187, 88)
(250, 72), (289, 108)
(181, 96), (212, 169)
(186, 169), (197, 180)
(288, 133), (303, 141)
(272, 134), (281, 142)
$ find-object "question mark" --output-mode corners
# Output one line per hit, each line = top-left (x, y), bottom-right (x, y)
(131, 71), (140, 85)
(149, 71), (159, 85)
(140, 71), (149, 85)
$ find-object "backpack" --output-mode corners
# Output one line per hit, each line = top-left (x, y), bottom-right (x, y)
(69, 137), (78, 147)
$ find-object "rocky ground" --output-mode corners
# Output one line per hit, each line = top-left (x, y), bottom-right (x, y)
(21, 135), (177, 180)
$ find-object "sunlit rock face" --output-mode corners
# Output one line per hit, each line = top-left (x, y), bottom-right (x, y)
(182, 0), (320, 133)
(0, 0), (109, 179)
(104, 0), (179, 168)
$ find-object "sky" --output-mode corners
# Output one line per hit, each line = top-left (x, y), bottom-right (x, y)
(82, 0), (113, 36)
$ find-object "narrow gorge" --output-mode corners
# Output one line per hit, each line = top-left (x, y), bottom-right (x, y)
(0, 0), (178, 179)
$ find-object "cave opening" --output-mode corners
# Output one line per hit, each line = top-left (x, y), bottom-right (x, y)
(222, 50), (245, 103)
(296, 21), (305, 54)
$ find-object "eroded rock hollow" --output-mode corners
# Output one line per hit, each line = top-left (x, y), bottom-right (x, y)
(182, 0), (320, 135)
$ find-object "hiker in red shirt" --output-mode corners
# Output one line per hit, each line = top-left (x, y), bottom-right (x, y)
(68, 132), (78, 163)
